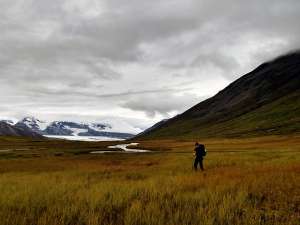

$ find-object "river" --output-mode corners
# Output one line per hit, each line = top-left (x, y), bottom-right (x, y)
(90, 143), (150, 154)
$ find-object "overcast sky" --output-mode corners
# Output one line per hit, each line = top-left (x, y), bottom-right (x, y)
(0, 0), (299, 133)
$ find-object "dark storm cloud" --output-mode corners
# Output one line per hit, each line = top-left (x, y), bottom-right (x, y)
(0, 0), (300, 131)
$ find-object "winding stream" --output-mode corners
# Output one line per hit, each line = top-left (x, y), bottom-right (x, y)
(90, 143), (150, 154)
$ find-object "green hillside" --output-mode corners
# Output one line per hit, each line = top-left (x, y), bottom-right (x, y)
(137, 52), (300, 140)
(141, 90), (300, 139)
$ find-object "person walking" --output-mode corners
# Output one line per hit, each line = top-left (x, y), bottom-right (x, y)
(193, 142), (206, 171)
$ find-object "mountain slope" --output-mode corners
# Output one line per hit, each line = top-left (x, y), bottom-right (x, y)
(137, 51), (300, 140)
(0, 121), (43, 138)
(134, 119), (168, 138)
(15, 117), (48, 135)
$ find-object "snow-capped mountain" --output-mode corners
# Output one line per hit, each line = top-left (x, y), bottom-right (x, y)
(13, 117), (134, 139)
(44, 121), (111, 136)
(15, 117), (48, 134)
(0, 121), (43, 138)
(0, 120), (15, 126)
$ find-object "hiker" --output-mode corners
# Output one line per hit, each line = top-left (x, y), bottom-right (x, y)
(193, 142), (206, 171)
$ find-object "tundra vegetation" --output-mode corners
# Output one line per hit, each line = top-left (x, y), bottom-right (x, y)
(0, 135), (299, 225)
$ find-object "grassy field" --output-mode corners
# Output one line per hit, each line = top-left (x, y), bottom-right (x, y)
(0, 135), (299, 225)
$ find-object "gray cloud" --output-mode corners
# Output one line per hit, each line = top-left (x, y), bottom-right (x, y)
(0, 0), (300, 131)
(122, 92), (205, 118)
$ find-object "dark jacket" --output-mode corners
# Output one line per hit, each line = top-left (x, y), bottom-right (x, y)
(195, 144), (206, 158)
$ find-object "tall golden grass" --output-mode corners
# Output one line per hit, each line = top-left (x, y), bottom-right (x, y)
(0, 135), (299, 225)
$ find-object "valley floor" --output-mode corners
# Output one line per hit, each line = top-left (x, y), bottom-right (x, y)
(0, 135), (299, 225)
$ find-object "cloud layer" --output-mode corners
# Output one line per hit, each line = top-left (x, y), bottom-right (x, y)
(0, 0), (299, 132)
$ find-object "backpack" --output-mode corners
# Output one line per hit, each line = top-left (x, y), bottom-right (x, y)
(200, 144), (206, 157)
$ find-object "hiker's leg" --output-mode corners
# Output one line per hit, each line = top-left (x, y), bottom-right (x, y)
(199, 159), (204, 171)
(194, 158), (198, 170)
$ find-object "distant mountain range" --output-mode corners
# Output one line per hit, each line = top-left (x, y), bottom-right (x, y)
(137, 51), (300, 139)
(0, 117), (134, 139)
(0, 121), (42, 138)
